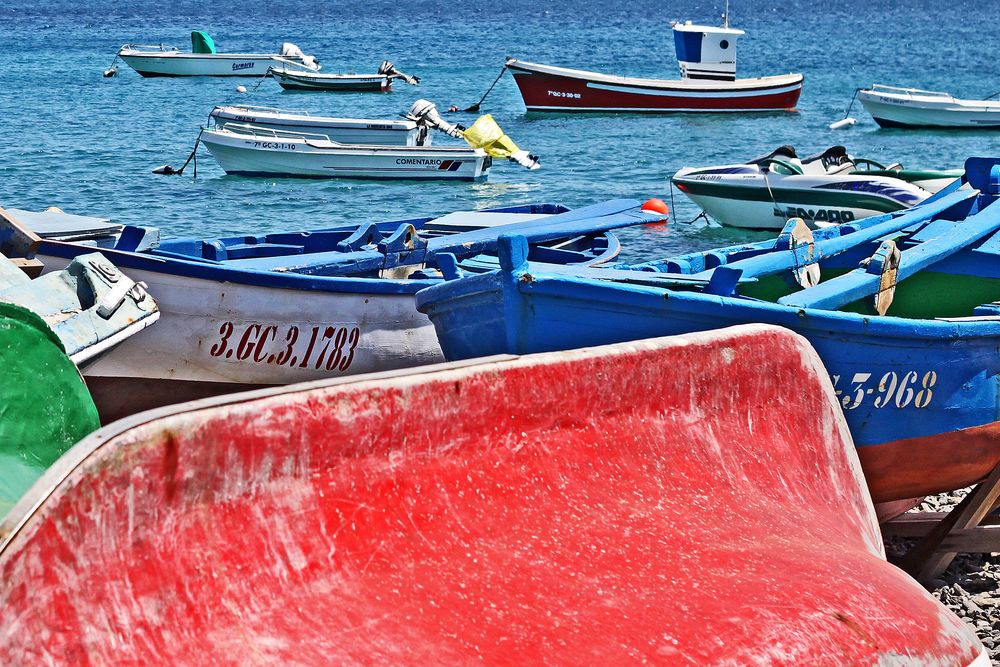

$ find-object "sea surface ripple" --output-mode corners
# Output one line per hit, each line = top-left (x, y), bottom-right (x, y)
(2, 0), (999, 260)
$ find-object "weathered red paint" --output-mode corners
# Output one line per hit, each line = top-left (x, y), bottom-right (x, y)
(859, 422), (1000, 504)
(509, 69), (803, 112)
(0, 325), (984, 664)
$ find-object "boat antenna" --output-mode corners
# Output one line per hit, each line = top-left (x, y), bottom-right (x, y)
(722, 0), (730, 28)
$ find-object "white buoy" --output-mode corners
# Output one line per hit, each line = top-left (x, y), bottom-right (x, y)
(235, 85), (247, 94)
(829, 117), (857, 130)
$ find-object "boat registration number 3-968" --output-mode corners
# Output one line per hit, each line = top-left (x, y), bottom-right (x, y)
(832, 370), (937, 410)
(209, 321), (361, 371)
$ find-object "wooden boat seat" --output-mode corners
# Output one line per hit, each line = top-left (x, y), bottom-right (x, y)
(221, 242), (305, 260)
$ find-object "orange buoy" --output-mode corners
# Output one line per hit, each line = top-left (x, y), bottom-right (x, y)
(641, 198), (669, 223)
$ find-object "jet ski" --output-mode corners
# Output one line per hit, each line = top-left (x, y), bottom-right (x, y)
(671, 146), (962, 229)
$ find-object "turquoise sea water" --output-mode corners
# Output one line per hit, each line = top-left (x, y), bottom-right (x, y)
(3, 0), (1000, 260)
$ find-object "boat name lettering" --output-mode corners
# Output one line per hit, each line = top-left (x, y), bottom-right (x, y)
(547, 90), (582, 99)
(694, 175), (723, 181)
(396, 158), (442, 165)
(252, 141), (297, 150)
(233, 115), (257, 122)
(209, 321), (361, 372)
(366, 124), (395, 130)
(831, 370), (937, 411)
(773, 207), (855, 224)
(231, 62), (255, 71)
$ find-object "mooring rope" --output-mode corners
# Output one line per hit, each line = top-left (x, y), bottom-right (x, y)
(462, 65), (507, 112)
(668, 181), (710, 225)
(839, 87), (862, 121)
(103, 53), (120, 77)
(152, 128), (204, 176)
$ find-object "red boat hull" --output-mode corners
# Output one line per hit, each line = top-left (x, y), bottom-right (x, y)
(507, 60), (803, 113)
(860, 420), (1000, 504)
(0, 326), (983, 664)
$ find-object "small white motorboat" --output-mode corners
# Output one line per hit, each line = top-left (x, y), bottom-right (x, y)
(199, 124), (491, 180)
(199, 101), (539, 181)
(114, 31), (319, 77)
(269, 61), (419, 92)
(672, 145), (962, 229)
(209, 105), (431, 146)
(858, 84), (1000, 129)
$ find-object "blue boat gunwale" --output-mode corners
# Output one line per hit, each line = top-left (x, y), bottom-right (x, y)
(416, 263), (1000, 342)
(30, 202), (627, 297)
(417, 162), (1000, 342)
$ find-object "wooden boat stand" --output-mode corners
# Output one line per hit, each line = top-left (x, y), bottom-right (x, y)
(881, 461), (1000, 583)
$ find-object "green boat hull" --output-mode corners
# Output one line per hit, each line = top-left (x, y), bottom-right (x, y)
(0, 303), (99, 518)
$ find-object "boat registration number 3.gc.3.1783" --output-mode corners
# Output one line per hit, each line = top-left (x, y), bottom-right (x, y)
(832, 370), (937, 411)
(209, 321), (361, 372)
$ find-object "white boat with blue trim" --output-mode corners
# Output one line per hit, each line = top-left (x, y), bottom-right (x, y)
(4, 200), (664, 421)
(858, 84), (1000, 129)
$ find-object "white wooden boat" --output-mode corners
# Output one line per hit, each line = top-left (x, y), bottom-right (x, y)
(858, 85), (1000, 129)
(115, 31), (319, 77)
(199, 124), (490, 180)
(209, 105), (429, 146)
(5, 200), (663, 421)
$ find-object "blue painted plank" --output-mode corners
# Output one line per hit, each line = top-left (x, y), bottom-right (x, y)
(779, 200), (1000, 309)
(222, 200), (652, 275)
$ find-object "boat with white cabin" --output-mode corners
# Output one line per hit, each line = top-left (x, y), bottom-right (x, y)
(505, 13), (802, 113)
(858, 84), (1000, 129)
(114, 31), (319, 77)
(672, 145), (962, 229)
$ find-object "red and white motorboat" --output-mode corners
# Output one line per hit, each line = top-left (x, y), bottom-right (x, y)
(506, 19), (803, 113)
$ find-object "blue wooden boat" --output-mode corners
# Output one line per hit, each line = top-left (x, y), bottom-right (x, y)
(2, 201), (664, 422)
(416, 158), (1000, 505)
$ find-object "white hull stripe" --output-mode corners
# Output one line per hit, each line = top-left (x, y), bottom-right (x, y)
(586, 81), (802, 98)
(525, 105), (795, 112)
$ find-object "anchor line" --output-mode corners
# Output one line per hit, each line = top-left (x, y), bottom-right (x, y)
(462, 65), (508, 113)
(668, 181), (710, 225)
(839, 87), (862, 121)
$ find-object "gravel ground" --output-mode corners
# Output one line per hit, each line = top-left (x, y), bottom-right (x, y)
(884, 489), (1000, 659)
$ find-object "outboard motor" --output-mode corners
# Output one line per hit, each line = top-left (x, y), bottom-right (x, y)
(380, 61), (420, 85)
(280, 42), (319, 70)
(408, 99), (466, 139)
